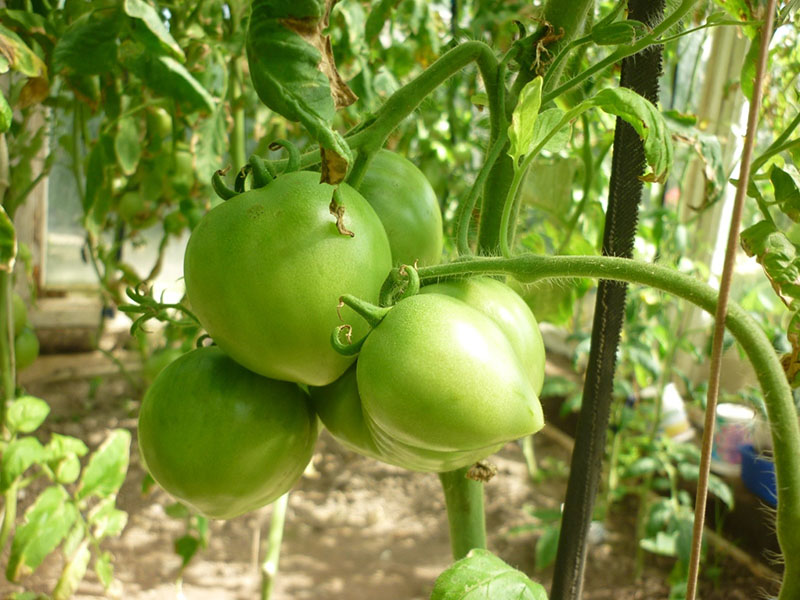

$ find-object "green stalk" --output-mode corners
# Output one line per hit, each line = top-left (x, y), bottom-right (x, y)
(230, 58), (247, 172)
(540, 0), (597, 95)
(541, 0), (698, 107)
(352, 41), (500, 153)
(0, 484), (18, 552)
(418, 254), (800, 600)
(261, 493), (290, 600)
(438, 468), (487, 560)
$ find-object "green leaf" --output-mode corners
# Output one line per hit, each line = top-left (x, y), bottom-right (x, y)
(0, 24), (47, 77)
(624, 456), (661, 478)
(45, 433), (89, 462)
(365, 0), (403, 46)
(0, 204), (16, 272)
(582, 87), (673, 183)
(83, 136), (111, 221)
(246, 0), (355, 173)
(95, 551), (114, 588)
(771, 166), (800, 222)
(7, 486), (79, 581)
(114, 116), (141, 176)
(640, 531), (678, 557)
(174, 534), (201, 568)
(119, 41), (215, 112)
(1, 437), (45, 491)
(123, 0), (184, 60)
(62, 521), (86, 558)
(531, 108), (570, 154)
(54, 455), (82, 485)
(740, 36), (759, 102)
(430, 548), (548, 600)
(675, 516), (695, 565)
(52, 8), (121, 75)
(76, 429), (131, 501)
(535, 525), (560, 570)
(164, 502), (191, 519)
(6, 395), (49, 434)
(741, 220), (800, 304)
(88, 497), (128, 540)
(0, 88), (11, 132)
(53, 540), (91, 600)
(508, 77), (543, 166)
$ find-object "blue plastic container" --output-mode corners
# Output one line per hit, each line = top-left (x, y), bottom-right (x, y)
(739, 443), (777, 507)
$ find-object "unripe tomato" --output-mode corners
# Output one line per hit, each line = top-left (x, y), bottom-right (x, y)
(14, 327), (39, 372)
(355, 293), (543, 466)
(310, 365), (502, 472)
(358, 150), (443, 266)
(169, 143), (194, 195)
(142, 346), (184, 384)
(420, 277), (546, 394)
(137, 346), (318, 519)
(146, 106), (172, 142)
(118, 190), (158, 230)
(184, 170), (392, 386)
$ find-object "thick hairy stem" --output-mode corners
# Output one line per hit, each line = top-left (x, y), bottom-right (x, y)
(438, 468), (487, 560)
(418, 256), (800, 596)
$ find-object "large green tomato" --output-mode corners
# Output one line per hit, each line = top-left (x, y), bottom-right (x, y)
(353, 293), (543, 469)
(310, 365), (502, 472)
(420, 277), (546, 394)
(358, 150), (443, 266)
(184, 170), (392, 386)
(138, 346), (318, 519)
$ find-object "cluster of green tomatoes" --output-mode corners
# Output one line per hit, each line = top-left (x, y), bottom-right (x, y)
(137, 150), (546, 520)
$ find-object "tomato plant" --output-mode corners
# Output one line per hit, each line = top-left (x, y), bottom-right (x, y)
(137, 346), (318, 519)
(184, 170), (392, 386)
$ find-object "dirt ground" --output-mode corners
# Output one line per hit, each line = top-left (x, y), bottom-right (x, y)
(1, 367), (782, 600)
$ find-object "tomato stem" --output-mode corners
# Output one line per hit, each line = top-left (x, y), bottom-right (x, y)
(438, 467), (487, 560)
(249, 155), (275, 188)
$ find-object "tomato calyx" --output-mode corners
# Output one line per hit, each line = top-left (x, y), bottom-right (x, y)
(331, 294), (391, 356)
(212, 167), (237, 200)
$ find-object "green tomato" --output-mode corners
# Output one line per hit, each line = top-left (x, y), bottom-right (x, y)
(170, 144), (194, 195)
(118, 190), (158, 229)
(310, 365), (502, 472)
(358, 149), (443, 266)
(12, 293), (27, 336)
(138, 346), (318, 519)
(146, 106), (172, 141)
(420, 277), (545, 394)
(15, 327), (39, 372)
(184, 170), (392, 386)
(143, 346), (184, 384)
(355, 293), (543, 467)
